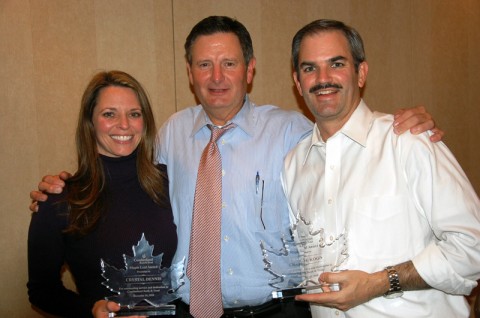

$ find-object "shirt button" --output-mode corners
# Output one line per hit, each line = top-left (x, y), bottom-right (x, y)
(222, 169), (226, 176)
(330, 165), (335, 170)
(224, 235), (229, 242)
(221, 139), (226, 145)
(335, 310), (340, 315)
(222, 202), (227, 209)
(328, 199), (333, 205)
(227, 268), (234, 275)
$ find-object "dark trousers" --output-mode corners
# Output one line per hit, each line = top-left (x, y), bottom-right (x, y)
(174, 300), (311, 318)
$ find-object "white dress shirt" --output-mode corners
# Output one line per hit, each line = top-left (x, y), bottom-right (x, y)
(282, 100), (480, 318)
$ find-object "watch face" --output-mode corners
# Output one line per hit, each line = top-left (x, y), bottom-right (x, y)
(384, 290), (404, 299)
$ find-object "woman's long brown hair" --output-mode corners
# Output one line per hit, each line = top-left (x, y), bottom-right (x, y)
(64, 70), (168, 236)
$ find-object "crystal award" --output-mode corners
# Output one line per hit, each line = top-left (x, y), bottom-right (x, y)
(101, 233), (183, 316)
(261, 215), (348, 300)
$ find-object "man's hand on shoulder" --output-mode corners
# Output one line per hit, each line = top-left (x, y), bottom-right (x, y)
(29, 171), (71, 212)
(393, 105), (444, 142)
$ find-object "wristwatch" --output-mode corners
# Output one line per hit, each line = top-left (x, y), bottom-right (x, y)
(383, 266), (404, 299)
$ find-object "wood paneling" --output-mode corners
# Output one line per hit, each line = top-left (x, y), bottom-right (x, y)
(1, 1), (478, 316)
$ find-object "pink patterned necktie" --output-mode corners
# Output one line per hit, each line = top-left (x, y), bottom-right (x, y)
(188, 123), (235, 318)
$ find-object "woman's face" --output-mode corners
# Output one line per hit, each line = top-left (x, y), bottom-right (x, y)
(92, 86), (144, 157)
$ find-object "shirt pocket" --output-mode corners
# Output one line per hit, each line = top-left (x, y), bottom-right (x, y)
(254, 178), (284, 231)
(353, 195), (409, 260)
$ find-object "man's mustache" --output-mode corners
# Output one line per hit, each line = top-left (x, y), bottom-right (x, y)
(309, 83), (342, 94)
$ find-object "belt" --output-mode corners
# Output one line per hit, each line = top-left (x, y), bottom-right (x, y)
(222, 300), (283, 317)
(176, 299), (283, 318)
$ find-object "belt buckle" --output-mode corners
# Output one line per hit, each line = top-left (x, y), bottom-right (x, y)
(228, 307), (255, 317)
(235, 308), (254, 316)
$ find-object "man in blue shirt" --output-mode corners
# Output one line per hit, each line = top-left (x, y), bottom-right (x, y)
(30, 16), (440, 318)
(157, 17), (313, 317)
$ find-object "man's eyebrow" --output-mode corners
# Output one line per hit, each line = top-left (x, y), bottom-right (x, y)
(299, 56), (347, 67)
(330, 55), (347, 63)
(299, 61), (315, 67)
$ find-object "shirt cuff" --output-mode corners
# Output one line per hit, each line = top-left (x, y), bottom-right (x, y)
(412, 241), (477, 295)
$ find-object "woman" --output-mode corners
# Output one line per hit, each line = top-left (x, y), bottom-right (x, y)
(27, 71), (177, 317)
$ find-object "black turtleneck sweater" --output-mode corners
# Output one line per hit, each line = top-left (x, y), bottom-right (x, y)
(27, 151), (177, 317)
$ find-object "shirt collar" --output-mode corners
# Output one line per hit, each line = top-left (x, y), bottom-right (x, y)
(303, 99), (374, 164)
(191, 95), (255, 137)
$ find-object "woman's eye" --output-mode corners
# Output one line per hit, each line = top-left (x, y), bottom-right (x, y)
(102, 112), (114, 118)
(130, 112), (142, 118)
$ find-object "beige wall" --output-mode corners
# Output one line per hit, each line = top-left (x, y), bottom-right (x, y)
(1, 0), (479, 316)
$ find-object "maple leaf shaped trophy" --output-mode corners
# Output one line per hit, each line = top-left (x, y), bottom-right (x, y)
(101, 233), (184, 316)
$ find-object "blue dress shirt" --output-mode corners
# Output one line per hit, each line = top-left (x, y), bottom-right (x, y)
(156, 96), (312, 307)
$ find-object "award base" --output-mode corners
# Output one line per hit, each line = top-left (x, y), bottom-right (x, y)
(271, 283), (340, 300)
(115, 304), (176, 316)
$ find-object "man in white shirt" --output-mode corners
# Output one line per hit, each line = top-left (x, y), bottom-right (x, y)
(282, 19), (480, 318)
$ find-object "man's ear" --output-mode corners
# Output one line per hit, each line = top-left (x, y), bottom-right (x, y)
(246, 57), (257, 84)
(186, 62), (194, 86)
(358, 61), (368, 88)
(293, 72), (304, 96)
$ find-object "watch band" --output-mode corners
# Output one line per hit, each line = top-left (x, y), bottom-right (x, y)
(383, 266), (403, 298)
